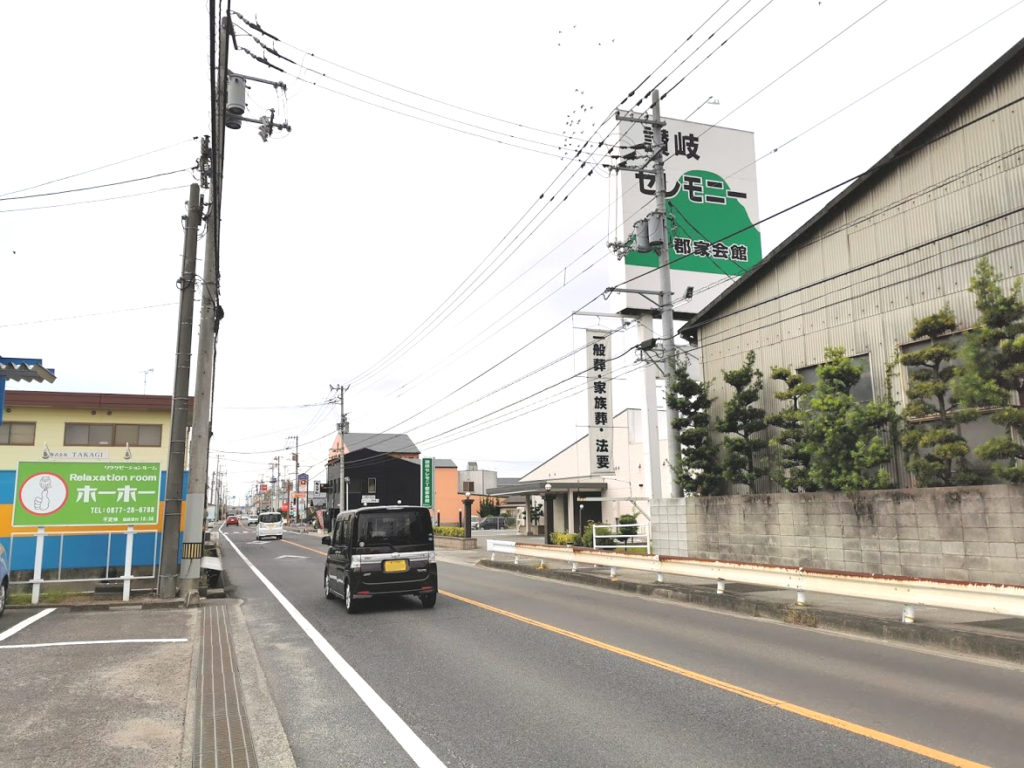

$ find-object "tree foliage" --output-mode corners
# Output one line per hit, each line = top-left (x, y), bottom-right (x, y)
(716, 351), (768, 489)
(900, 306), (977, 486)
(767, 366), (816, 492)
(666, 358), (723, 495)
(953, 257), (1024, 482)
(803, 347), (895, 491)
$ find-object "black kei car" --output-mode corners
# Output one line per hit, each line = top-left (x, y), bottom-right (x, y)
(322, 505), (438, 613)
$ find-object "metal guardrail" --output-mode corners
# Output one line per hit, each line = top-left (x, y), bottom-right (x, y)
(486, 540), (1024, 623)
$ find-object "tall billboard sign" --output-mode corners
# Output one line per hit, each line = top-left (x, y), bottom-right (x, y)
(420, 457), (434, 507)
(586, 330), (614, 475)
(616, 116), (761, 317)
(13, 461), (161, 527)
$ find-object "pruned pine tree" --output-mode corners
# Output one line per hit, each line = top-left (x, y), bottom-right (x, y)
(716, 351), (768, 490)
(767, 366), (816, 492)
(900, 306), (976, 486)
(954, 258), (1024, 482)
(804, 347), (895, 491)
(666, 358), (723, 496)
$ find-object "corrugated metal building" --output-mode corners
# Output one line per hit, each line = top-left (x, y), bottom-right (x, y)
(682, 38), (1024, 490)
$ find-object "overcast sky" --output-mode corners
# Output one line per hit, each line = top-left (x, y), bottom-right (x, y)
(4, 1), (1023, 503)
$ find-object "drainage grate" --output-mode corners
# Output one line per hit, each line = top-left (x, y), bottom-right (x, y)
(193, 603), (258, 767)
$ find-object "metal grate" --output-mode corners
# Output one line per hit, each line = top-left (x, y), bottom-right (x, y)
(193, 603), (258, 767)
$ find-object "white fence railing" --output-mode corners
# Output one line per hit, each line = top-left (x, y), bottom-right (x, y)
(8, 526), (154, 604)
(486, 540), (1024, 623)
(592, 521), (650, 554)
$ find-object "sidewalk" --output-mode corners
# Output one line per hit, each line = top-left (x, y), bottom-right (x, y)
(467, 535), (1024, 665)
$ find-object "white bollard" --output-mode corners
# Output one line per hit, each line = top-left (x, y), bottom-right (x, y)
(32, 526), (45, 605)
(716, 579), (725, 595)
(902, 604), (916, 623)
(796, 589), (807, 606)
(123, 526), (135, 602)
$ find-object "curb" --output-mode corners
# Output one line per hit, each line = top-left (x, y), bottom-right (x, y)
(479, 559), (1024, 665)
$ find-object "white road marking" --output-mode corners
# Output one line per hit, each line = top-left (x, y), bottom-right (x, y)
(0, 607), (58, 642)
(275, 555), (307, 560)
(222, 533), (447, 768)
(0, 637), (188, 649)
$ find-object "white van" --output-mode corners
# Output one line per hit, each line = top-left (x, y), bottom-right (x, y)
(256, 512), (284, 540)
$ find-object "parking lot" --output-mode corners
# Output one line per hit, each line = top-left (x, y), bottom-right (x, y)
(0, 605), (195, 768)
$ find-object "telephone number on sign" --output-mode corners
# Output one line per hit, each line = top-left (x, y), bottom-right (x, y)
(91, 507), (156, 515)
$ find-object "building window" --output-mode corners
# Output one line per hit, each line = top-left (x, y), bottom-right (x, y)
(0, 421), (36, 445)
(367, 477), (376, 494)
(797, 353), (873, 405)
(64, 422), (162, 447)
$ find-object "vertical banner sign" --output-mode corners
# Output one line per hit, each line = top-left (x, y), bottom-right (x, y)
(298, 474), (308, 494)
(616, 116), (761, 317)
(420, 457), (434, 507)
(13, 461), (161, 527)
(586, 330), (614, 475)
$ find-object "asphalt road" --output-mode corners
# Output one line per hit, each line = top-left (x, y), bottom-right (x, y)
(218, 526), (1024, 768)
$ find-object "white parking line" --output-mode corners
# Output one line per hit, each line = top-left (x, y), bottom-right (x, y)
(0, 637), (188, 649)
(0, 607), (58, 642)
(221, 532), (447, 768)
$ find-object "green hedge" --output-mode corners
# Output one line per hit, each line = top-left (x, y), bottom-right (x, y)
(434, 525), (464, 537)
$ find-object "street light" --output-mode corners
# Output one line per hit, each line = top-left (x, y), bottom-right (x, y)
(462, 491), (473, 540)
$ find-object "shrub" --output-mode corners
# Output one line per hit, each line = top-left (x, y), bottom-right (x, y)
(548, 532), (577, 546)
(617, 514), (638, 541)
(433, 525), (464, 537)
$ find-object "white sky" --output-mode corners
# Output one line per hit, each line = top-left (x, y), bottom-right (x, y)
(4, 1), (1023, 503)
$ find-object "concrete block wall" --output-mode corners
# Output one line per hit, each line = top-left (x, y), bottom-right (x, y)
(651, 485), (1024, 585)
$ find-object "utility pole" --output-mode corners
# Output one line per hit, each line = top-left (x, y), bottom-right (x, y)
(611, 89), (683, 498)
(180, 16), (230, 596)
(330, 384), (348, 520)
(288, 435), (299, 522)
(157, 181), (202, 599)
(651, 90), (684, 498)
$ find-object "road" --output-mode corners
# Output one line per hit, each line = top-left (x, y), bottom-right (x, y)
(219, 525), (1024, 768)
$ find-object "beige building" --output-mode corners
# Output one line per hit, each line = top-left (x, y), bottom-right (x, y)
(682, 38), (1024, 490)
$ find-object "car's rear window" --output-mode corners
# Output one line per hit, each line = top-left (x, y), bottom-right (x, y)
(259, 513), (283, 523)
(356, 508), (432, 551)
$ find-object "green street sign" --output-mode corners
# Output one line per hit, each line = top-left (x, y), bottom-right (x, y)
(13, 461), (161, 527)
(420, 457), (434, 507)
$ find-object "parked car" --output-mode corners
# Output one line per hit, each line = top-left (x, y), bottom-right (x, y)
(225, 515), (239, 526)
(479, 515), (508, 530)
(0, 541), (10, 617)
(322, 505), (437, 612)
(256, 512), (284, 540)
(471, 515), (481, 530)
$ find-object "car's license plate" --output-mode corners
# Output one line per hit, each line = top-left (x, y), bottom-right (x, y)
(383, 559), (408, 573)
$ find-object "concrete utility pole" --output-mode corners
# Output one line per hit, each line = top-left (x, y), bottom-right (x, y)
(158, 182), (202, 598)
(182, 17), (232, 595)
(330, 384), (348, 516)
(288, 435), (299, 521)
(651, 90), (685, 498)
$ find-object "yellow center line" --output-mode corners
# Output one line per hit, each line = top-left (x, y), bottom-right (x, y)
(283, 537), (327, 557)
(440, 590), (989, 768)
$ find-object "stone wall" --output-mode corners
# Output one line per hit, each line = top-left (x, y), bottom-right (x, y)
(651, 485), (1024, 585)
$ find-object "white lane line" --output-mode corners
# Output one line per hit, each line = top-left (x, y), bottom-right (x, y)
(0, 637), (188, 649)
(0, 607), (58, 642)
(222, 533), (447, 768)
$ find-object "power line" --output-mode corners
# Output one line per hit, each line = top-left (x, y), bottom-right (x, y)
(0, 138), (198, 197)
(0, 169), (191, 202)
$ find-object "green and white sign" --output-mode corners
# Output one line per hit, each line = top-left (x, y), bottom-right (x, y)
(616, 115), (761, 316)
(13, 461), (161, 527)
(420, 457), (434, 507)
